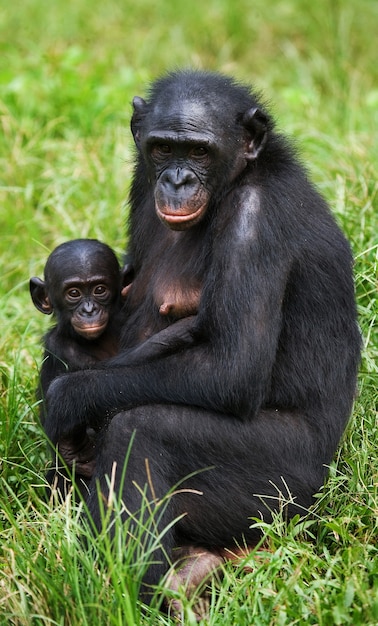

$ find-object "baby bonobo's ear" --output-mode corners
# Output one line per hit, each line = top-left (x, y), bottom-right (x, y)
(30, 277), (53, 314)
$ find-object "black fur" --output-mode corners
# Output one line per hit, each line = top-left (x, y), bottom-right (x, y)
(32, 238), (196, 496)
(43, 70), (361, 590)
(30, 239), (129, 398)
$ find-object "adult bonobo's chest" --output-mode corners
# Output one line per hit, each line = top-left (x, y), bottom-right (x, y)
(121, 228), (207, 345)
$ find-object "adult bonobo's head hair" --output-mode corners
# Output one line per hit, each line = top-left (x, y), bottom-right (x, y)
(130, 70), (274, 231)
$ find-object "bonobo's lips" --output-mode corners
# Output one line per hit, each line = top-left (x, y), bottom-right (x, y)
(73, 323), (108, 340)
(156, 205), (205, 230)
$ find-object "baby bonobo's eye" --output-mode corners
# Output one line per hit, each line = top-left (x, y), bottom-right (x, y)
(66, 288), (81, 301)
(93, 285), (109, 299)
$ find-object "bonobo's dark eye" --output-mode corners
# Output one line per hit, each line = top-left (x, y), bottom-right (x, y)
(159, 144), (172, 154)
(190, 146), (208, 159)
(66, 288), (81, 301)
(151, 143), (172, 160)
(93, 284), (109, 298)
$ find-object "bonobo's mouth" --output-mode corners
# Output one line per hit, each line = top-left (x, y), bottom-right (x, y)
(156, 205), (206, 231)
(73, 323), (108, 340)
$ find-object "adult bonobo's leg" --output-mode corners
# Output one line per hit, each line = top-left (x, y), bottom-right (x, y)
(86, 403), (325, 597)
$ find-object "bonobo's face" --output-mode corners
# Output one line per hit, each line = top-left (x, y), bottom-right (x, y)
(49, 244), (121, 339)
(132, 95), (248, 231)
(56, 270), (116, 340)
(30, 241), (122, 340)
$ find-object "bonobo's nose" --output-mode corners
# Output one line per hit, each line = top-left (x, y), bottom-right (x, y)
(82, 300), (96, 316)
(161, 167), (197, 190)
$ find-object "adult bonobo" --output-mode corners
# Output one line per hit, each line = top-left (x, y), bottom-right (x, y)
(43, 70), (361, 601)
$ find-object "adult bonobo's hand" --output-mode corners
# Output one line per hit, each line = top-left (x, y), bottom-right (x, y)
(44, 370), (102, 444)
(43, 318), (200, 445)
(57, 428), (97, 478)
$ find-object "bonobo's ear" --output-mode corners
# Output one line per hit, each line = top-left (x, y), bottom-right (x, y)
(131, 96), (148, 148)
(29, 277), (53, 315)
(242, 107), (269, 161)
(120, 260), (135, 299)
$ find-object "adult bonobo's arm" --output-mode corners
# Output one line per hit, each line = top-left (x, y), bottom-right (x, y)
(44, 195), (290, 444)
(43, 71), (360, 448)
(109, 315), (199, 366)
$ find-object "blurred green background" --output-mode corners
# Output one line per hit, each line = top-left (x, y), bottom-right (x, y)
(1, 0), (377, 278)
(0, 1), (377, 624)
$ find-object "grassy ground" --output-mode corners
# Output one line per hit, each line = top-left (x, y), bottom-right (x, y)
(0, 0), (377, 623)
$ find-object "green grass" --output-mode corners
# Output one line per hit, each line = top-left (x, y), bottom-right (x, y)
(0, 0), (377, 623)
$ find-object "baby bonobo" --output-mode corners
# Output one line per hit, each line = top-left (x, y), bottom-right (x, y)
(30, 239), (131, 494)
(30, 239), (130, 393)
(31, 238), (198, 495)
